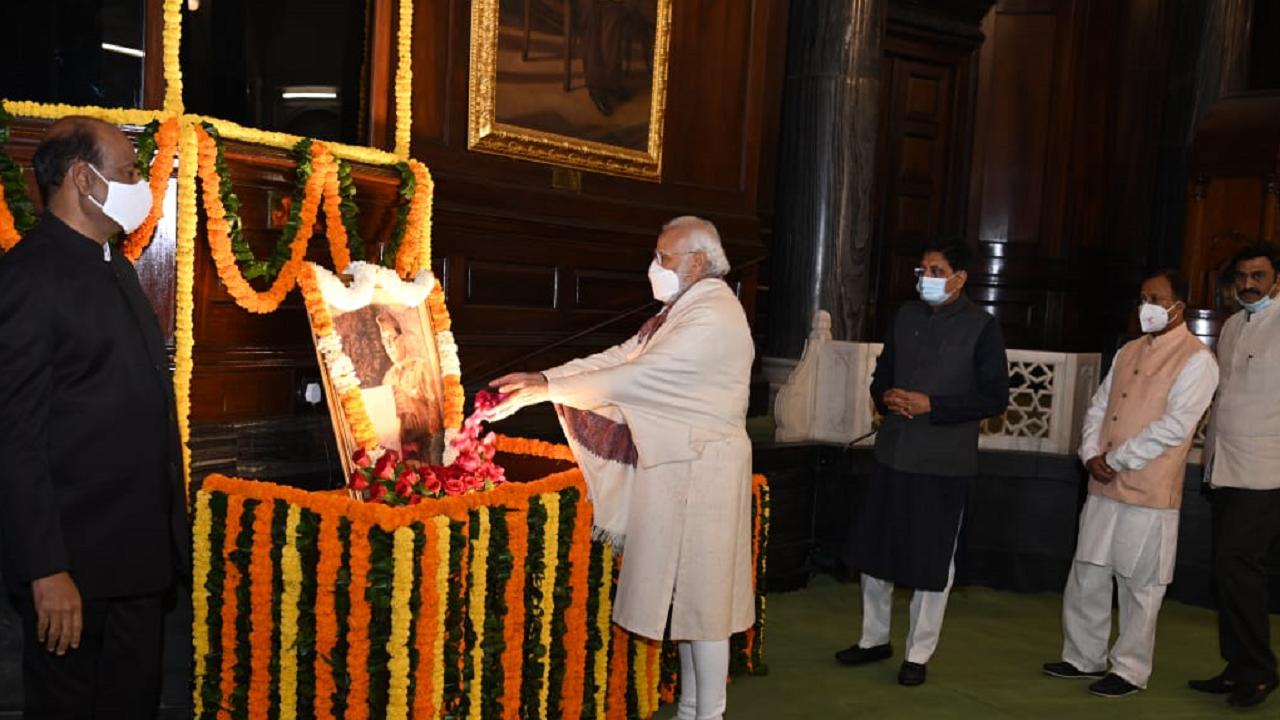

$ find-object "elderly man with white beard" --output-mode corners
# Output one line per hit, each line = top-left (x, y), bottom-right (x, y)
(489, 216), (755, 720)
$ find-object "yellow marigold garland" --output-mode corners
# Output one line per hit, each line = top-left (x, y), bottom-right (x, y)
(0, 100), (161, 127)
(191, 491), (213, 718)
(592, 545), (614, 720)
(537, 494), (560, 719)
(162, 0), (183, 114)
(173, 118), (197, 494)
(394, 0), (414, 158)
(279, 505), (303, 720)
(634, 640), (651, 718)
(387, 526), (415, 720)
(466, 507), (491, 720)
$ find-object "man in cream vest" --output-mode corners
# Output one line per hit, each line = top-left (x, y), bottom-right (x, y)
(1044, 269), (1218, 697)
(489, 217), (754, 720)
(1190, 243), (1280, 709)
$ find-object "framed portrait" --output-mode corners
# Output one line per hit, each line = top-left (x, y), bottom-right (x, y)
(468, 0), (673, 180)
(304, 263), (450, 476)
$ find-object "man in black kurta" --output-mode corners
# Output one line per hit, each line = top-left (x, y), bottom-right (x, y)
(836, 242), (1008, 687)
(0, 117), (188, 718)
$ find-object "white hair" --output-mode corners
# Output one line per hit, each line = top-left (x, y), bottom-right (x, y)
(663, 215), (730, 277)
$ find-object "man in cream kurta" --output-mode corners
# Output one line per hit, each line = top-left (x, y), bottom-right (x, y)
(1044, 270), (1218, 697)
(1191, 243), (1280, 709)
(490, 216), (754, 720)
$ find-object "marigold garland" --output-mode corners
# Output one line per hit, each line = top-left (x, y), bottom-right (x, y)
(162, 0), (183, 113)
(247, 504), (275, 718)
(387, 526), (415, 720)
(537, 494), (560, 719)
(394, 0), (414, 158)
(122, 117), (179, 261)
(634, 639), (651, 718)
(413, 516), (449, 718)
(593, 545), (615, 720)
(173, 118), (197, 496)
(346, 523), (373, 720)
(313, 517), (341, 719)
(499, 500), (529, 720)
(297, 263), (380, 450)
(279, 505), (303, 720)
(191, 491), (213, 718)
(560, 492), (593, 719)
(466, 507), (491, 720)
(218, 498), (245, 718)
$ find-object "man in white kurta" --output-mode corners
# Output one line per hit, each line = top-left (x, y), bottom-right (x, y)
(1191, 243), (1280, 709)
(1044, 271), (1218, 697)
(490, 216), (755, 720)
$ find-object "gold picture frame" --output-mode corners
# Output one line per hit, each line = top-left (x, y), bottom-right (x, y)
(468, 0), (672, 181)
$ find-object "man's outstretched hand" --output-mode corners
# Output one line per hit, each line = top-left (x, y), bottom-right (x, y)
(488, 372), (550, 422)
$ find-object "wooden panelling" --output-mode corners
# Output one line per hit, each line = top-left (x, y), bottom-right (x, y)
(465, 261), (559, 309)
(574, 268), (650, 313)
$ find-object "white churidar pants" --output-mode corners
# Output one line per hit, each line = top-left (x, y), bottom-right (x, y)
(676, 639), (729, 720)
(1060, 495), (1178, 688)
(857, 554), (957, 665)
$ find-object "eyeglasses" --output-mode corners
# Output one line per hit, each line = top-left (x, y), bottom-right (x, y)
(654, 249), (698, 264)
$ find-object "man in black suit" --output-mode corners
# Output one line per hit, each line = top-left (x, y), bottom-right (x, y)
(0, 116), (188, 719)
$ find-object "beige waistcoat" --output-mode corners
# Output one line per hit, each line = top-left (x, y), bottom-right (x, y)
(1092, 325), (1208, 509)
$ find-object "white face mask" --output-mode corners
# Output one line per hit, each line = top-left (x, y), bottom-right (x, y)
(648, 259), (682, 303)
(1235, 283), (1277, 315)
(916, 276), (952, 305)
(85, 164), (153, 233)
(1138, 302), (1179, 334)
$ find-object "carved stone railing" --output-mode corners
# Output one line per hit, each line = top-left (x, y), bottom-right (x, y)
(846, 345), (1102, 455)
(776, 318), (1102, 456)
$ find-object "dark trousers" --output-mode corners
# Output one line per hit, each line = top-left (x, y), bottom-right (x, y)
(1212, 487), (1280, 686)
(15, 591), (166, 719)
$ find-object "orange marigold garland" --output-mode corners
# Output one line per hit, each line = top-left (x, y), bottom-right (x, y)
(313, 516), (341, 719)
(345, 523), (373, 720)
(198, 125), (318, 314)
(122, 117), (179, 261)
(247, 503), (276, 718)
(499, 500), (529, 720)
(217, 498), (245, 718)
(394, 160), (433, 280)
(560, 493), (594, 719)
(412, 516), (448, 719)
(297, 263), (380, 451)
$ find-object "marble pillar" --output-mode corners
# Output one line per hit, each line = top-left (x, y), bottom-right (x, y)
(767, 0), (886, 359)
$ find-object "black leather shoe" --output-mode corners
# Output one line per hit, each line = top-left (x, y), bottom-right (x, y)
(898, 661), (927, 686)
(1043, 661), (1106, 679)
(1088, 673), (1142, 698)
(834, 643), (892, 666)
(1188, 670), (1237, 694)
(1227, 679), (1278, 708)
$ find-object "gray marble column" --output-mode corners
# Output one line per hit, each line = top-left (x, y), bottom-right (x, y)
(767, 0), (885, 359)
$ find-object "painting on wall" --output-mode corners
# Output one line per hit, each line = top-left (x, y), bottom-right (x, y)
(468, 0), (672, 180)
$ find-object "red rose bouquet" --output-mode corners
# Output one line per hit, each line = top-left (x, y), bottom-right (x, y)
(347, 390), (510, 504)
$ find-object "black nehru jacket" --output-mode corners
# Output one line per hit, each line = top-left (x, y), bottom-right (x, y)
(871, 294), (1009, 477)
(0, 212), (189, 599)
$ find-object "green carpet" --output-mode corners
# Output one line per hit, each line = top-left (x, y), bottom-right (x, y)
(657, 575), (1270, 719)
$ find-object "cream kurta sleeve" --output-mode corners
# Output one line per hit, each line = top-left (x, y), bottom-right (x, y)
(546, 303), (727, 421)
(542, 333), (642, 379)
